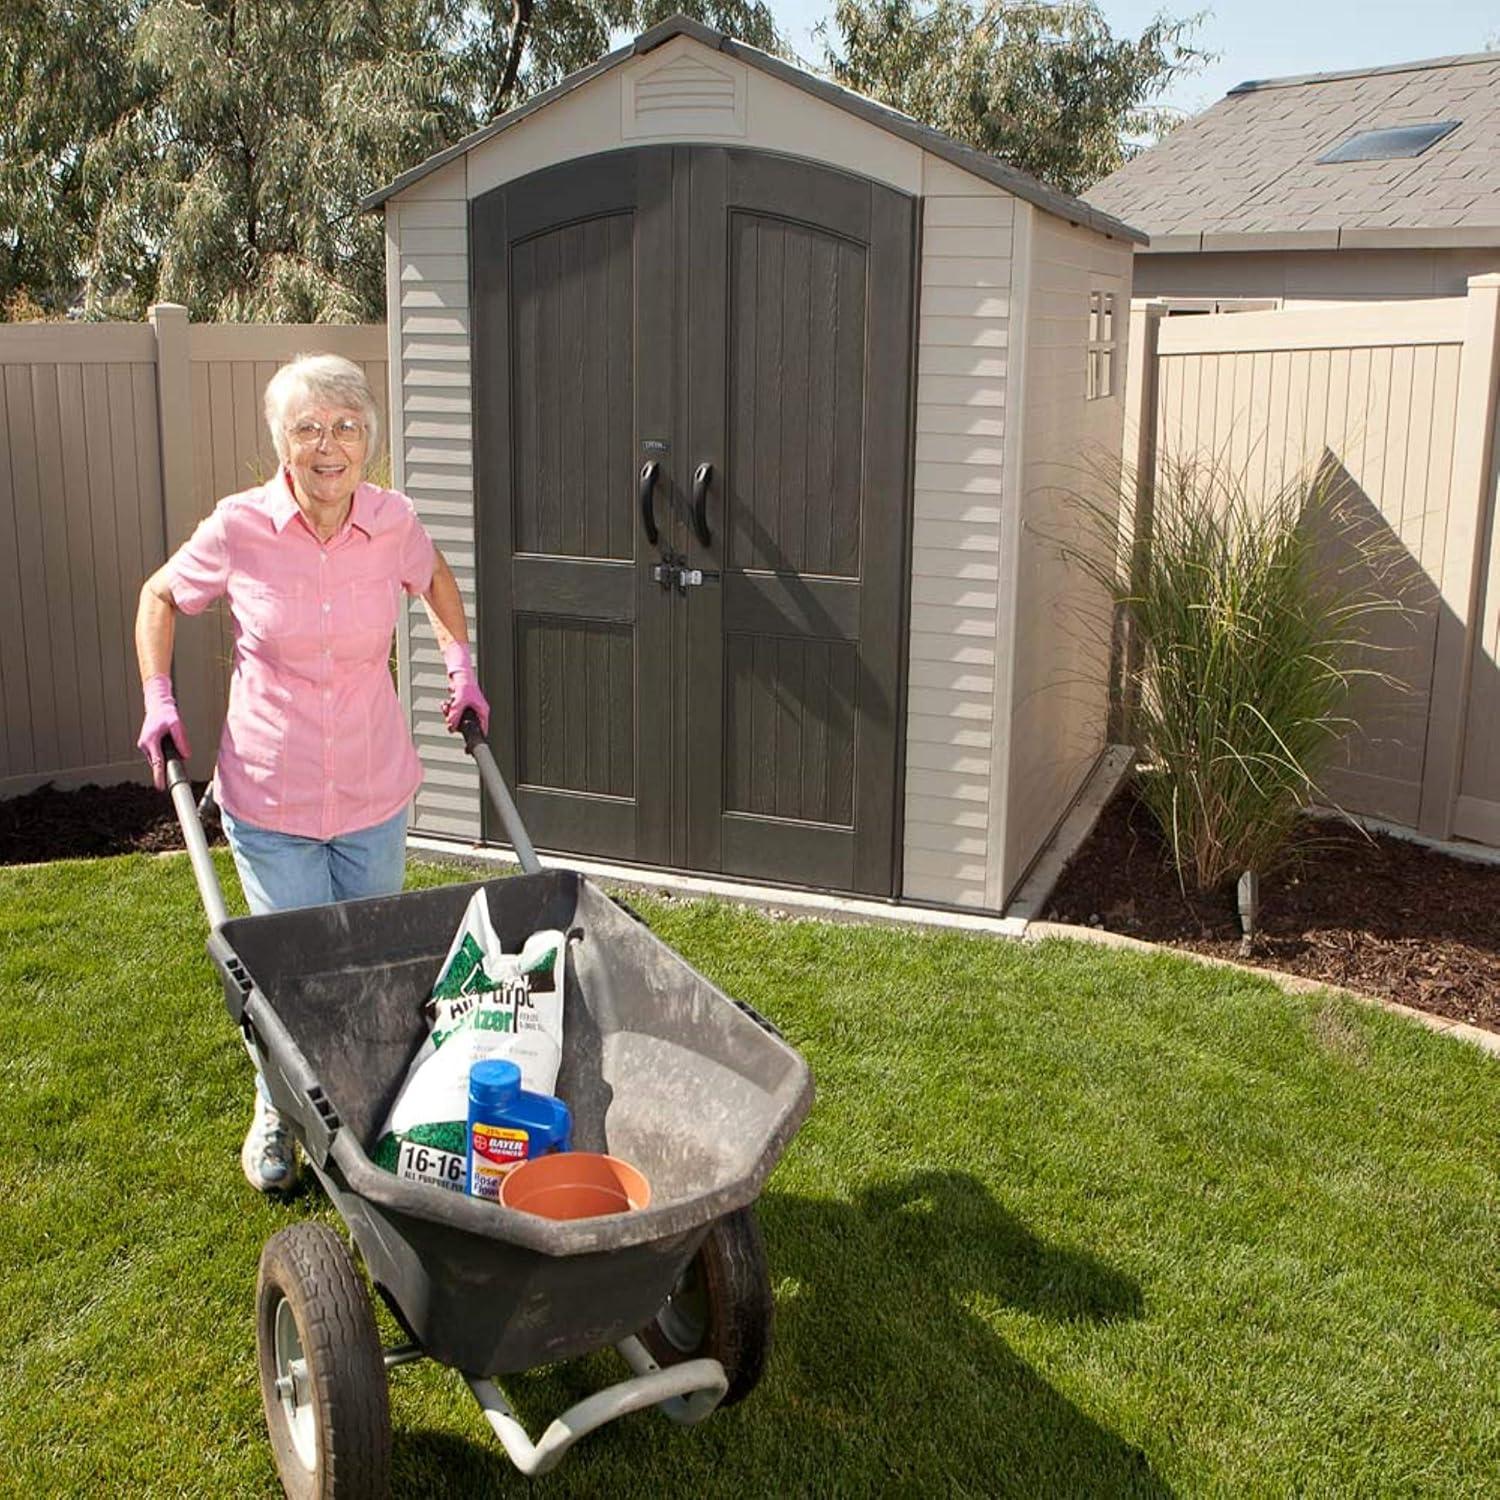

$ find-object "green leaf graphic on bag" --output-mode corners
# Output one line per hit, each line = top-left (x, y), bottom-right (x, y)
(373, 890), (566, 1190)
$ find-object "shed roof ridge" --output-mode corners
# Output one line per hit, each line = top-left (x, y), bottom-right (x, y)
(1227, 49), (1500, 96)
(362, 13), (1148, 243)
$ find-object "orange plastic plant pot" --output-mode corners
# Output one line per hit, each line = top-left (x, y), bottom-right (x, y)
(499, 1152), (652, 1220)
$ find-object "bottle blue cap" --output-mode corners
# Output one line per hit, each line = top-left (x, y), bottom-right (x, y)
(469, 1058), (522, 1109)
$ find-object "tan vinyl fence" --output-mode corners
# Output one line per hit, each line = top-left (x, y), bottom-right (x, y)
(0, 308), (388, 795)
(1125, 276), (1500, 847)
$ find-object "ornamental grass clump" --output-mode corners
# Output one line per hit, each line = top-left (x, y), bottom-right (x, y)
(1104, 455), (1407, 893)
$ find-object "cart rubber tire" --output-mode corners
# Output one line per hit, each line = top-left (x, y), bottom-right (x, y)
(640, 1207), (773, 1408)
(256, 1222), (391, 1500)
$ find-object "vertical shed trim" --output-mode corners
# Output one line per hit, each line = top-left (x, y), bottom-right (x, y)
(387, 209), (414, 735)
(985, 199), (1033, 910)
(899, 154), (1017, 909)
(388, 160), (483, 840)
(1003, 217), (1133, 897)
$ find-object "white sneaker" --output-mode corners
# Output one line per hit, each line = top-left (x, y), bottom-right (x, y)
(241, 1090), (300, 1193)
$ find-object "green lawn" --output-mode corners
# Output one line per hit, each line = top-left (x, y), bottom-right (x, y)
(2, 851), (1498, 1496)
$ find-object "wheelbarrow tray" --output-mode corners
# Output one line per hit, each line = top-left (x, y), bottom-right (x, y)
(207, 868), (812, 1378)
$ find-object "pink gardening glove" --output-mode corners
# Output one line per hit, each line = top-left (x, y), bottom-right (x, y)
(137, 674), (191, 790)
(442, 641), (490, 734)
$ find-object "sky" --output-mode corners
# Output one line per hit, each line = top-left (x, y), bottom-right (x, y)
(773, 1), (1499, 119)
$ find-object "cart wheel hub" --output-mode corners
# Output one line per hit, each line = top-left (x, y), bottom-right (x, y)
(272, 1296), (319, 1471)
(655, 1260), (709, 1353)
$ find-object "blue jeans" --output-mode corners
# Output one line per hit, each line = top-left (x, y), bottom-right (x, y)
(221, 804), (410, 916)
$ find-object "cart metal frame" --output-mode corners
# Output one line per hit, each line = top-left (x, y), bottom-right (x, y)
(162, 721), (810, 1486)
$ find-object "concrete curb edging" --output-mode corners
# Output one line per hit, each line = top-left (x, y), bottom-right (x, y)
(1024, 920), (1500, 1060)
(403, 835), (1498, 1062)
(405, 835), (1030, 938)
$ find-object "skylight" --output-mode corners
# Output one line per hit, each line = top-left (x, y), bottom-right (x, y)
(1317, 120), (1461, 164)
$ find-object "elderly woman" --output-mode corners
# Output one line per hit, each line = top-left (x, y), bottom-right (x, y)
(135, 353), (488, 1193)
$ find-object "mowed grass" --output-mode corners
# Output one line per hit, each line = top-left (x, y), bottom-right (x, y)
(2, 852), (1498, 1497)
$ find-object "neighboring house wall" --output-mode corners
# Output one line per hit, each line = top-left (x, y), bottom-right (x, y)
(0, 315), (388, 797)
(999, 214), (1133, 897)
(384, 36), (1078, 910)
(1134, 247), (1500, 305)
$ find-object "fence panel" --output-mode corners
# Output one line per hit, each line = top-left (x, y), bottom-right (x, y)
(0, 314), (387, 797)
(1137, 287), (1500, 846)
(0, 328), (164, 793)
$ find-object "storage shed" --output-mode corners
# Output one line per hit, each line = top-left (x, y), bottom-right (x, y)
(366, 15), (1144, 912)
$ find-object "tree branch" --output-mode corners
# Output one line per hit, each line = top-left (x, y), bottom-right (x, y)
(489, 0), (533, 119)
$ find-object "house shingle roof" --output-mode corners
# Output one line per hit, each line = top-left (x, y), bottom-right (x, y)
(1086, 51), (1500, 252)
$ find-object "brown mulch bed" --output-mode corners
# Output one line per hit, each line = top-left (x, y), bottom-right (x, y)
(0, 780), (221, 864)
(1046, 787), (1500, 1034)
(6, 779), (1497, 1034)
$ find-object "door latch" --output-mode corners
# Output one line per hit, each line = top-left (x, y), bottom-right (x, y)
(652, 556), (721, 593)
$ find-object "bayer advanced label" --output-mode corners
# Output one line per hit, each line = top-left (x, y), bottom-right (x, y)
(468, 1123), (529, 1201)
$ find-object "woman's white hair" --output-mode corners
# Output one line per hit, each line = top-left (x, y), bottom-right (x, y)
(263, 354), (381, 464)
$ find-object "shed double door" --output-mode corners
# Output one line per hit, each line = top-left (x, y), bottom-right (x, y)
(473, 147), (914, 894)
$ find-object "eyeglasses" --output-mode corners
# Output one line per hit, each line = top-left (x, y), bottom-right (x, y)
(288, 417), (367, 450)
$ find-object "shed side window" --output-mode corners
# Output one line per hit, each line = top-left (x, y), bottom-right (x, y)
(1087, 291), (1116, 400)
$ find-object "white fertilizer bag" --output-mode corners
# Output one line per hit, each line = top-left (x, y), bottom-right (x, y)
(372, 890), (566, 1191)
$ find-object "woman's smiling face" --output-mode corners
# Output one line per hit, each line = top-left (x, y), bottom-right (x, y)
(284, 404), (368, 512)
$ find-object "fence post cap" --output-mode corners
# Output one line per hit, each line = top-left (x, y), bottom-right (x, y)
(1464, 273), (1500, 291)
(148, 302), (189, 321)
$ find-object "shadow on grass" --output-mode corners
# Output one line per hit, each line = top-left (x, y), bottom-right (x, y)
(389, 1170), (1167, 1497)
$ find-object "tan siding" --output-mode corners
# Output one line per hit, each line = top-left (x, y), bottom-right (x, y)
(385, 167), (482, 839)
(899, 157), (1016, 908)
(1001, 213), (1133, 901)
(1133, 247), (1500, 305)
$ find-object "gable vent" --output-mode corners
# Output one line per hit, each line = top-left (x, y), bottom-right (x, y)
(624, 45), (747, 138)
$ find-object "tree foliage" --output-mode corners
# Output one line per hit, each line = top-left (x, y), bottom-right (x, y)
(3, 0), (778, 321)
(825, 0), (1204, 197)
(0, 0), (145, 316)
(2, 0), (1192, 320)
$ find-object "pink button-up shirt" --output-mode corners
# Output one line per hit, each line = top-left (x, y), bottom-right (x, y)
(166, 469), (437, 839)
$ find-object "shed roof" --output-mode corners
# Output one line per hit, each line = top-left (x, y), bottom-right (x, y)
(1086, 51), (1500, 254)
(362, 15), (1147, 244)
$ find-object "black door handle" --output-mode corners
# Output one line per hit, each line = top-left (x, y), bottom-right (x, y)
(692, 462), (713, 547)
(639, 460), (660, 547)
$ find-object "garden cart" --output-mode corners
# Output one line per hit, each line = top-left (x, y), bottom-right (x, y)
(161, 720), (813, 1496)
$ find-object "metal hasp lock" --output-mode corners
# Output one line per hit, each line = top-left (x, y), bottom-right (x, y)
(652, 556), (721, 594)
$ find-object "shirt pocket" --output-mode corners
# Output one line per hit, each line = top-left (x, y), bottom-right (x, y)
(238, 581), (319, 668)
(336, 577), (399, 665)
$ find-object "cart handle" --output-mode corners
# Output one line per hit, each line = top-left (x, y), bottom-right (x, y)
(161, 709), (545, 932)
(458, 709), (543, 876)
(161, 734), (231, 932)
